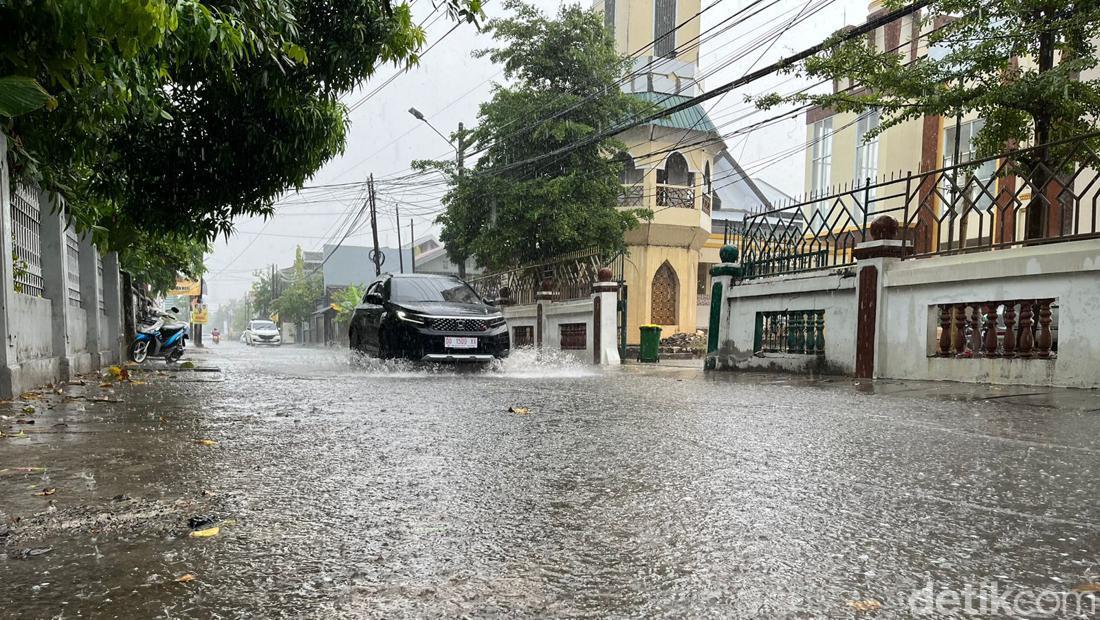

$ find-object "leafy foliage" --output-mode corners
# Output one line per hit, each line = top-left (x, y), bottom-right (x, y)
(428, 0), (648, 271)
(272, 246), (323, 325)
(1, 0), (482, 286)
(332, 284), (366, 325)
(756, 0), (1100, 165)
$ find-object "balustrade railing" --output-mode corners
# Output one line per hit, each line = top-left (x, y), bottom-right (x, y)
(934, 299), (1057, 358)
(754, 310), (826, 355)
(618, 183), (644, 208)
(656, 184), (694, 209)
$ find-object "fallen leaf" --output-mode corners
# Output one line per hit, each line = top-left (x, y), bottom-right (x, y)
(175, 574), (196, 583)
(99, 382), (113, 388)
(16, 419), (34, 424)
(130, 380), (146, 385)
(1073, 583), (1100, 593)
(19, 392), (42, 401)
(189, 526), (220, 538)
(22, 406), (35, 414)
(180, 361), (196, 369)
(508, 406), (529, 415)
(33, 488), (56, 496)
(194, 439), (217, 446)
(107, 365), (123, 379)
(847, 600), (882, 613)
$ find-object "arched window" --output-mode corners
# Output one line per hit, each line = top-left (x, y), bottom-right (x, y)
(658, 151), (692, 187)
(703, 161), (712, 193)
(654, 0), (677, 58)
(616, 152), (643, 185)
(650, 261), (679, 325)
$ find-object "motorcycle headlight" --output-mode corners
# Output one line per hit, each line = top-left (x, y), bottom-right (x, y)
(395, 310), (425, 325)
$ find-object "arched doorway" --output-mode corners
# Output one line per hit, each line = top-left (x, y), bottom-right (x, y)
(650, 261), (679, 325)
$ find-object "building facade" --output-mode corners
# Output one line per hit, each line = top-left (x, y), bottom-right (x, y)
(597, 0), (773, 343)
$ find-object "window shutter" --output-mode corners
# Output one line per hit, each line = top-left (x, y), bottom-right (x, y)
(654, 0), (676, 58)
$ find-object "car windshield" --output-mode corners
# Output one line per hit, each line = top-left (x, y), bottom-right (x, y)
(252, 321), (276, 330)
(390, 277), (482, 304)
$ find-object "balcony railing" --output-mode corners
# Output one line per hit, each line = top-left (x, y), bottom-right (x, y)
(618, 183), (644, 208)
(656, 183), (695, 209)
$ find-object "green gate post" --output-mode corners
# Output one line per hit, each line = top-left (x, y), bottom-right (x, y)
(705, 245), (741, 370)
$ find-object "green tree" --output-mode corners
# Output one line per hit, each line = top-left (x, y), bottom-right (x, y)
(272, 246), (323, 325)
(426, 0), (648, 271)
(332, 284), (366, 325)
(2, 0), (481, 280)
(249, 269), (277, 321)
(756, 0), (1100, 236)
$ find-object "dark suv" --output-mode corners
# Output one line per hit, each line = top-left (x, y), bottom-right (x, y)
(349, 273), (510, 362)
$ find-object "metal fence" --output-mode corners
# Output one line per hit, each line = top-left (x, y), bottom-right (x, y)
(736, 133), (1100, 280)
(467, 249), (623, 306)
(97, 253), (105, 313)
(12, 183), (44, 297)
(66, 228), (82, 307)
(753, 310), (825, 355)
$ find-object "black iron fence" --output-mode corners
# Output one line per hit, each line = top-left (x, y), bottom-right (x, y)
(734, 132), (1100, 280)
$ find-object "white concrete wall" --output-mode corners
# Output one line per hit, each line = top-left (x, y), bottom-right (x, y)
(714, 238), (1100, 388)
(543, 300), (594, 362)
(503, 299), (596, 362)
(503, 304), (537, 348)
(880, 238), (1100, 388)
(13, 295), (58, 386)
(719, 269), (858, 374)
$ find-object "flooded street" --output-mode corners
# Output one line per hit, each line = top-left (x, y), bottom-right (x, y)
(3, 343), (1100, 618)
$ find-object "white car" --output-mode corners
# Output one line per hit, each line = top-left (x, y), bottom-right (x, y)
(243, 320), (282, 346)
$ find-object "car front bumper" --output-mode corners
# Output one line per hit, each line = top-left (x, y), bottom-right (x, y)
(392, 322), (510, 360)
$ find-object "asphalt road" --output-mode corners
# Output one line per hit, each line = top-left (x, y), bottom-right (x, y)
(2, 343), (1099, 618)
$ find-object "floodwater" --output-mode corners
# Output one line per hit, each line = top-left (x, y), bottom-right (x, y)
(2, 343), (1100, 618)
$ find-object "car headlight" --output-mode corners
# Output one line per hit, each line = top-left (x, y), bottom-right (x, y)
(395, 310), (425, 324)
(487, 314), (506, 328)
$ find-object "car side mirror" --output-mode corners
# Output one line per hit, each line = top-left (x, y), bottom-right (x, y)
(366, 292), (383, 305)
(485, 298), (499, 307)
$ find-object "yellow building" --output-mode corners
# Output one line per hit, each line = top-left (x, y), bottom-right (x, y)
(597, 0), (776, 343)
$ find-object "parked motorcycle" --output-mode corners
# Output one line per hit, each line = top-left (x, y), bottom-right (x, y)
(131, 307), (189, 364)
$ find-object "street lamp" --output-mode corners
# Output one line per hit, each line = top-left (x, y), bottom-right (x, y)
(407, 106), (468, 276)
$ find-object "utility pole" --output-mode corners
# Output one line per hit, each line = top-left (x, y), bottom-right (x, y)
(368, 173), (382, 276)
(456, 122), (467, 279)
(456, 122), (465, 175)
(395, 201), (404, 273)
(409, 219), (416, 274)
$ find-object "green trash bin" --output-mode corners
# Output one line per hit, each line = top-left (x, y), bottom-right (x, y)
(639, 324), (662, 363)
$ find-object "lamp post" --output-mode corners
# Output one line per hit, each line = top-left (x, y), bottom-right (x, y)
(408, 107), (468, 277)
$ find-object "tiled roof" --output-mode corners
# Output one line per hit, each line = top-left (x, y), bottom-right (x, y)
(630, 91), (718, 134)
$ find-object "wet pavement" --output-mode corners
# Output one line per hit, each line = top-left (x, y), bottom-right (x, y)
(2, 343), (1100, 618)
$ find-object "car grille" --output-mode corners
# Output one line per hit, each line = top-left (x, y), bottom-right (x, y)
(258, 334), (275, 340)
(429, 318), (488, 332)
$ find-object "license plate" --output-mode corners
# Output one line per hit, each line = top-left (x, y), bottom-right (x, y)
(444, 337), (478, 349)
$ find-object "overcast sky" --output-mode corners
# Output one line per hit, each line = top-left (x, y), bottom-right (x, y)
(204, 0), (869, 307)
